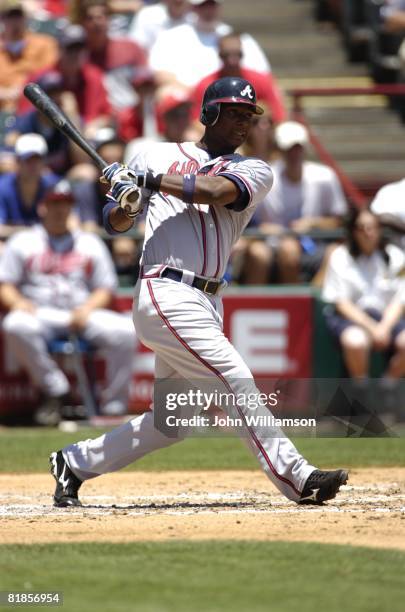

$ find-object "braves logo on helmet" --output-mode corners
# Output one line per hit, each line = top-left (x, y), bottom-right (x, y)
(240, 85), (254, 100)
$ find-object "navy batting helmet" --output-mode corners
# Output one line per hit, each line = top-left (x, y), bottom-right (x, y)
(200, 77), (264, 126)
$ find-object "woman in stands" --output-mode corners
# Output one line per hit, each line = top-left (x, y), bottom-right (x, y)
(322, 207), (405, 410)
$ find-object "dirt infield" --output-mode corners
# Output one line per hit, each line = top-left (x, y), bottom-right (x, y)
(0, 469), (404, 550)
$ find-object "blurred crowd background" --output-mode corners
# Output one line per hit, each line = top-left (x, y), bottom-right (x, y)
(1, 0), (405, 284)
(0, 0), (405, 423)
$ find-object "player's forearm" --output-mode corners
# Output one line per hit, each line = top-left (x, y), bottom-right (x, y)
(79, 288), (113, 313)
(103, 202), (134, 234)
(335, 300), (377, 334)
(380, 299), (404, 331)
(158, 174), (239, 206)
(384, 12), (405, 32)
(0, 225), (28, 240)
(0, 283), (26, 311)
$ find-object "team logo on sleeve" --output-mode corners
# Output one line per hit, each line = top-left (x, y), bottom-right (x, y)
(240, 85), (254, 100)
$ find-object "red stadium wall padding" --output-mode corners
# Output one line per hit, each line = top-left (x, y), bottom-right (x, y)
(0, 293), (313, 418)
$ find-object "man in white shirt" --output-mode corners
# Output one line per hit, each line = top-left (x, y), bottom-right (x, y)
(244, 121), (348, 284)
(128, 0), (192, 53)
(148, 0), (270, 88)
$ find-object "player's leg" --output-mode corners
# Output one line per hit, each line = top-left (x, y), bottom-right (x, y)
(134, 279), (318, 502)
(340, 326), (371, 378)
(2, 308), (70, 398)
(60, 355), (192, 483)
(83, 309), (137, 414)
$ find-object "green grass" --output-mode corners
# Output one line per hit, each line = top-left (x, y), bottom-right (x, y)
(0, 427), (404, 472)
(0, 541), (404, 612)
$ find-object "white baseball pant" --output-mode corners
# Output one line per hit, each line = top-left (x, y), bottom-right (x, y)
(2, 306), (136, 414)
(63, 275), (315, 501)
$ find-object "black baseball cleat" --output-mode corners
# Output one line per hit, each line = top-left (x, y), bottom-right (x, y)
(299, 469), (349, 505)
(50, 451), (83, 508)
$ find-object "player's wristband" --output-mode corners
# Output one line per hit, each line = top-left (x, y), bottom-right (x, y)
(142, 172), (163, 191)
(182, 174), (196, 204)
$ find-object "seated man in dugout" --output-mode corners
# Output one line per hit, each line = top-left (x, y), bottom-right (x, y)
(242, 121), (348, 285)
(0, 181), (137, 425)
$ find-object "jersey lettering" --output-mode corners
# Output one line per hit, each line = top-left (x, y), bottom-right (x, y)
(26, 250), (92, 277)
(167, 160), (199, 176)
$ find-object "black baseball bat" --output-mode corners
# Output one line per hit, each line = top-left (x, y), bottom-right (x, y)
(23, 82), (108, 170)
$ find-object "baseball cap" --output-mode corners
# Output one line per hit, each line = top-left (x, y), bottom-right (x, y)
(58, 24), (86, 49)
(44, 180), (74, 204)
(36, 71), (63, 93)
(156, 86), (191, 118)
(274, 121), (309, 150)
(15, 133), (48, 159)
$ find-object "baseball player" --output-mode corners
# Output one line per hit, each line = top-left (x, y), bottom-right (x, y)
(50, 77), (348, 507)
(0, 180), (136, 422)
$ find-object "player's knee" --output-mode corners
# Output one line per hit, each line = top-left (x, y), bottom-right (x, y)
(278, 237), (300, 265)
(341, 326), (370, 350)
(2, 311), (40, 338)
(394, 330), (405, 352)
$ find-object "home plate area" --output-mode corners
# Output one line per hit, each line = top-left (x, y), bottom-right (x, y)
(0, 470), (404, 549)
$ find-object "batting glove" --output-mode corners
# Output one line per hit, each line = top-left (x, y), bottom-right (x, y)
(111, 180), (141, 218)
(102, 162), (148, 187)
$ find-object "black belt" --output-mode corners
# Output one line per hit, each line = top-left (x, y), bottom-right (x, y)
(161, 267), (222, 295)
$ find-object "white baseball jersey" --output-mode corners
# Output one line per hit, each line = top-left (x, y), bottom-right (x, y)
(0, 225), (118, 309)
(129, 141), (273, 278)
(322, 243), (405, 311)
(0, 225), (134, 412)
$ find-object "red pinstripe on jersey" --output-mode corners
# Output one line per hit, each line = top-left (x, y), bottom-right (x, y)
(146, 279), (301, 497)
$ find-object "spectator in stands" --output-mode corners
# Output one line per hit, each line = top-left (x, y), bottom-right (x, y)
(370, 174), (405, 246)
(322, 208), (405, 408)
(191, 33), (287, 125)
(17, 1), (68, 19)
(116, 67), (159, 143)
(149, 0), (270, 89)
(5, 71), (88, 174)
(0, 133), (59, 243)
(70, 0), (142, 23)
(243, 121), (347, 285)
(19, 24), (111, 138)
(0, 0), (58, 112)
(79, 0), (148, 111)
(123, 83), (193, 159)
(381, 0), (405, 33)
(0, 180), (137, 425)
(128, 0), (192, 53)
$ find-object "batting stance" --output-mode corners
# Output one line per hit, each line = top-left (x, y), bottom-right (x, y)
(50, 78), (348, 506)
